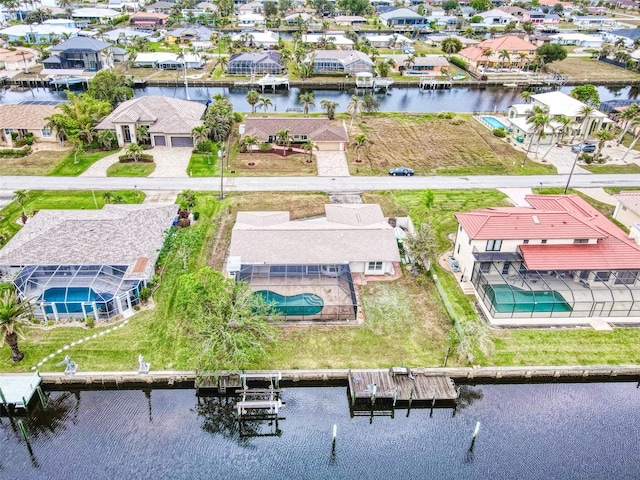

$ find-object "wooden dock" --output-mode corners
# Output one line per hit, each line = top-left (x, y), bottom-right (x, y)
(0, 373), (42, 412)
(348, 368), (458, 405)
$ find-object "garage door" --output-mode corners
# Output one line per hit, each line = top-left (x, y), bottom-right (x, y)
(153, 135), (166, 146)
(170, 136), (193, 147)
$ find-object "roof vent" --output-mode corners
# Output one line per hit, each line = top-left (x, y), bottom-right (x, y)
(532, 215), (540, 224)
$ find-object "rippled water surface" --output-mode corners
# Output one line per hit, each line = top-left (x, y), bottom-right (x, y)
(1, 383), (639, 480)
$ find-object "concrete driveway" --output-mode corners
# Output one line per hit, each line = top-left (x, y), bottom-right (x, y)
(80, 148), (125, 177)
(315, 151), (350, 177)
(81, 146), (192, 178)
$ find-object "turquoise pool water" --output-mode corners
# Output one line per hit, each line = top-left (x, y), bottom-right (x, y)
(485, 284), (572, 313)
(255, 290), (324, 316)
(40, 287), (113, 314)
(482, 116), (509, 130)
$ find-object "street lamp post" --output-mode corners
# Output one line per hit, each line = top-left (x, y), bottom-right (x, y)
(218, 144), (224, 199)
(564, 147), (583, 194)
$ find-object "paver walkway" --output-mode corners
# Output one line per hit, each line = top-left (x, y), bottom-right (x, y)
(81, 147), (193, 178)
(315, 151), (350, 177)
(80, 148), (125, 177)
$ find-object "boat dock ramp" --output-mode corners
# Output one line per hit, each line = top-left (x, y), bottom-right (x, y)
(0, 373), (46, 414)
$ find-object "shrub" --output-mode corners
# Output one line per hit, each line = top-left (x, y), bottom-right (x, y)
(0, 146), (30, 158)
(195, 139), (215, 153)
(450, 116), (464, 125)
(492, 128), (507, 138)
(449, 56), (467, 69)
(437, 111), (455, 119)
(86, 317), (95, 329)
(259, 142), (271, 152)
(118, 153), (154, 162)
(580, 153), (593, 164)
(193, 211), (200, 221)
(139, 286), (152, 304)
(234, 112), (244, 123)
(133, 305), (141, 311)
(177, 217), (191, 228)
(178, 209), (190, 218)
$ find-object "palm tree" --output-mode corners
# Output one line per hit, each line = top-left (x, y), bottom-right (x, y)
(518, 52), (528, 69)
(520, 90), (531, 103)
(127, 143), (144, 162)
(97, 130), (117, 150)
(320, 99), (339, 120)
(103, 191), (114, 204)
(616, 103), (640, 145)
(135, 125), (149, 145)
(246, 89), (260, 113)
(215, 56), (228, 76)
(276, 129), (291, 156)
(302, 139), (317, 163)
(481, 48), (494, 67)
(192, 125), (210, 146)
(352, 134), (369, 163)
(347, 95), (362, 128)
(522, 106), (550, 166)
(405, 54), (417, 73)
(498, 49), (510, 69)
(298, 92), (315, 117)
(243, 135), (259, 159)
(0, 289), (34, 362)
(256, 97), (273, 116)
(571, 105), (595, 142)
(621, 118), (640, 162)
(593, 128), (615, 163)
(12, 189), (29, 224)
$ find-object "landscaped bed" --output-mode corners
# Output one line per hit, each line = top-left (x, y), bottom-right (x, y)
(230, 151), (317, 176)
(107, 161), (156, 177)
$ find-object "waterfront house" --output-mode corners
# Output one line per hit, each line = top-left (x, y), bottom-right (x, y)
(166, 26), (215, 44)
(457, 35), (537, 70)
(388, 54), (449, 74)
(95, 96), (206, 148)
(0, 23), (80, 44)
(130, 12), (168, 29)
(365, 33), (414, 49)
(231, 31), (279, 49)
(603, 28), (640, 48)
(427, 34), (479, 47)
(227, 204), (402, 321)
(0, 104), (58, 146)
(379, 8), (426, 27)
(242, 117), (349, 151)
(133, 52), (204, 69)
(227, 52), (283, 75)
(112, 46), (129, 64)
(302, 33), (354, 49)
(550, 33), (603, 49)
(71, 8), (120, 24)
(45, 37), (114, 71)
(507, 91), (611, 144)
(0, 204), (177, 322)
(476, 8), (519, 26)
(307, 50), (374, 74)
(333, 15), (367, 26)
(147, 1), (174, 13)
(237, 13), (265, 27)
(613, 191), (640, 230)
(454, 194), (640, 324)
(572, 16), (619, 29)
(0, 48), (36, 72)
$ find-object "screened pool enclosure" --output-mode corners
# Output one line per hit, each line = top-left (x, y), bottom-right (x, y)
(13, 264), (143, 321)
(472, 261), (640, 319)
(236, 264), (358, 322)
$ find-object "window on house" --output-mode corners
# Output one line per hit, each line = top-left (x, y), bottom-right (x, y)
(574, 239), (589, 244)
(480, 262), (491, 273)
(502, 262), (510, 275)
(594, 271), (610, 282)
(457, 244), (460, 254)
(541, 239), (548, 244)
(615, 270), (639, 285)
(486, 240), (502, 251)
(41, 128), (52, 138)
(367, 261), (383, 271)
(523, 239), (529, 245)
(580, 270), (590, 280)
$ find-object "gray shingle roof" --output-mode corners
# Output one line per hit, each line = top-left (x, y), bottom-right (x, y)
(0, 204), (177, 279)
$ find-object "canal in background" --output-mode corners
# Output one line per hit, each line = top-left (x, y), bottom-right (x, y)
(1, 382), (639, 479)
(2, 84), (634, 113)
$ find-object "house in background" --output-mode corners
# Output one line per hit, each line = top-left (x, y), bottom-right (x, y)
(0, 23), (80, 43)
(389, 54), (449, 74)
(134, 52), (204, 69)
(242, 117), (349, 151)
(147, 1), (174, 13)
(307, 50), (374, 74)
(572, 15), (619, 29)
(613, 191), (640, 231)
(457, 35), (537, 70)
(166, 26), (215, 44)
(44, 37), (114, 71)
(379, 8), (426, 27)
(71, 8), (120, 25)
(231, 31), (279, 49)
(454, 195), (640, 325)
(476, 8), (519, 26)
(0, 104), (58, 146)
(227, 52), (283, 75)
(0, 204), (177, 322)
(0, 48), (36, 72)
(302, 33), (354, 49)
(130, 11), (169, 29)
(365, 33), (414, 49)
(427, 34), (479, 48)
(333, 15), (367, 26)
(227, 204), (402, 321)
(112, 46), (129, 63)
(237, 13), (265, 27)
(550, 33), (603, 49)
(603, 28), (640, 48)
(95, 96), (205, 148)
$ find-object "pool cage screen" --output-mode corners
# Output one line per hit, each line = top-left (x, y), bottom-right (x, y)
(472, 262), (640, 319)
(236, 264), (358, 322)
(13, 264), (143, 322)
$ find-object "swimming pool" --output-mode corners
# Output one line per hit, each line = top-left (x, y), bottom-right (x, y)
(40, 287), (113, 314)
(484, 284), (572, 313)
(255, 290), (324, 316)
(482, 116), (510, 130)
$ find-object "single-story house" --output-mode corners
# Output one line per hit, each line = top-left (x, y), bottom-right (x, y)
(231, 30), (280, 49)
(103, 28), (157, 44)
(454, 194), (640, 325)
(227, 52), (283, 75)
(108, 0), (140, 13)
(426, 34), (479, 47)
(130, 11), (168, 29)
(242, 117), (349, 151)
(379, 8), (426, 27)
(365, 33), (413, 48)
(283, 12), (313, 24)
(238, 1), (262, 14)
(522, 10), (561, 24)
(389, 54), (449, 74)
(0, 23), (80, 44)
(134, 52), (204, 69)
(613, 191), (640, 230)
(497, 6), (529, 17)
(147, 1), (174, 13)
(0, 48), (36, 72)
(333, 15), (367, 26)
(166, 26), (214, 44)
(237, 13), (265, 27)
(603, 28), (640, 48)
(0, 104), (58, 146)
(71, 8), (121, 24)
(572, 16), (619, 29)
(95, 96), (206, 148)
(307, 50), (374, 74)
(477, 8), (519, 25)
(302, 33), (354, 49)
(458, 35), (537, 69)
(227, 204), (401, 321)
(0, 204), (177, 322)
(112, 46), (129, 63)
(550, 33), (603, 49)
(44, 37), (114, 71)
(507, 91), (611, 144)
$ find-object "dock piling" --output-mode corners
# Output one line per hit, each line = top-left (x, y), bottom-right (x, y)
(430, 389), (437, 417)
(332, 424), (337, 453)
(469, 421), (481, 452)
(443, 347), (451, 367)
(18, 419), (28, 442)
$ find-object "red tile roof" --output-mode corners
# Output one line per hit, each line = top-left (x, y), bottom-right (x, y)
(456, 194), (640, 270)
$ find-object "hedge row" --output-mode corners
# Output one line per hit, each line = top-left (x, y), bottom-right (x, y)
(119, 153), (154, 163)
(0, 146), (31, 158)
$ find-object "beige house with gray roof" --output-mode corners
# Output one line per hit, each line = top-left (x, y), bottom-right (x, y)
(0, 204), (177, 322)
(0, 104), (59, 147)
(95, 96), (206, 148)
(243, 117), (349, 151)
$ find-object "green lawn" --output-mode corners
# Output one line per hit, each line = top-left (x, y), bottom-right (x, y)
(187, 152), (220, 177)
(581, 163), (640, 174)
(48, 149), (119, 176)
(107, 161), (156, 177)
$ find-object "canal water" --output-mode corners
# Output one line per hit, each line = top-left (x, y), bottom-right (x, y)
(2, 84), (634, 113)
(1, 382), (639, 479)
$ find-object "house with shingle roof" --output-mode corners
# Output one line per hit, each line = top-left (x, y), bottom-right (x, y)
(243, 117), (348, 151)
(0, 48), (36, 72)
(458, 35), (537, 69)
(95, 96), (206, 148)
(0, 104), (59, 146)
(454, 195), (640, 325)
(0, 204), (177, 322)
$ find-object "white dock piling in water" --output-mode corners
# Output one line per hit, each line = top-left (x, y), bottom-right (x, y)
(469, 421), (481, 451)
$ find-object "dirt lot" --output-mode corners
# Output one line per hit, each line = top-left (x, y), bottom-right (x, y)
(0, 148), (68, 175)
(346, 114), (553, 175)
(550, 57), (640, 82)
(230, 151), (317, 176)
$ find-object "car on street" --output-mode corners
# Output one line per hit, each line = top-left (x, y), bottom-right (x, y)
(448, 257), (460, 272)
(389, 167), (414, 176)
(571, 142), (596, 153)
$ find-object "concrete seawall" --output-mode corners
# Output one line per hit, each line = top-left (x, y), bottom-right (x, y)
(37, 365), (640, 390)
